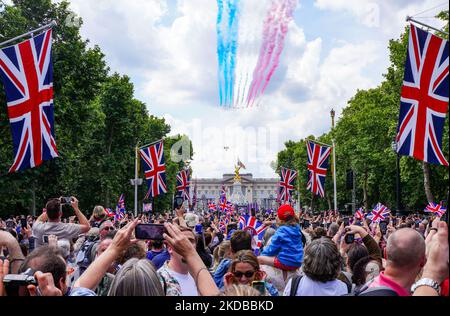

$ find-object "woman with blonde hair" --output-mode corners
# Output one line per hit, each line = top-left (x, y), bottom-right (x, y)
(211, 240), (231, 273)
(108, 258), (164, 296)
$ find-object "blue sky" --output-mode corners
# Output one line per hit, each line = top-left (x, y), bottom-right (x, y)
(5, 0), (448, 178)
(63, 0), (450, 179)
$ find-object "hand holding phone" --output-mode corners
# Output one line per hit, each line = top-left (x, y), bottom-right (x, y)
(345, 233), (355, 244)
(252, 281), (266, 295)
(60, 197), (72, 205)
(135, 224), (167, 240)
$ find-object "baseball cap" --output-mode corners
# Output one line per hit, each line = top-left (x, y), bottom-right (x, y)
(277, 204), (295, 221)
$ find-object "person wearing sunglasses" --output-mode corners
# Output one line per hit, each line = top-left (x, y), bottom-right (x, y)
(223, 250), (279, 296)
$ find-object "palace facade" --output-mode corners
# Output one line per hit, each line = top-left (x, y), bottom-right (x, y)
(192, 173), (280, 209)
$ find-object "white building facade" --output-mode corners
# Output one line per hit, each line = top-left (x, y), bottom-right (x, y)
(192, 173), (280, 209)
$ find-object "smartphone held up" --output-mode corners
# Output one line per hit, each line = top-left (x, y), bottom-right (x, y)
(135, 224), (167, 240)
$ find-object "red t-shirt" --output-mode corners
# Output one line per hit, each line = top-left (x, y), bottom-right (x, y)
(441, 278), (449, 296)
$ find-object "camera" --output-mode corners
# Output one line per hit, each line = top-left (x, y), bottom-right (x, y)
(345, 233), (355, 244)
(60, 197), (72, 205)
(3, 268), (37, 296)
(173, 196), (184, 210)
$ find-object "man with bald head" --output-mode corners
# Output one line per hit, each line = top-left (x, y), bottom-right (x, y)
(367, 228), (426, 296)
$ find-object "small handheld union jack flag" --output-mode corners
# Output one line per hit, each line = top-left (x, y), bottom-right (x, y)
(424, 202), (446, 217)
(355, 208), (365, 220)
(278, 167), (298, 203)
(140, 141), (167, 198)
(115, 194), (126, 221)
(208, 202), (217, 212)
(307, 140), (332, 197)
(368, 203), (391, 223)
(395, 24), (449, 166)
(0, 29), (59, 172)
(105, 208), (115, 218)
(176, 169), (191, 201)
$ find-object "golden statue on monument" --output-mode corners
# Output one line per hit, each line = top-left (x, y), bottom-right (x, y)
(234, 158), (246, 183)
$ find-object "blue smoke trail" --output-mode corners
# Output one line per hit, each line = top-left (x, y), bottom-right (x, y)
(226, 0), (239, 107)
(216, 0), (225, 106)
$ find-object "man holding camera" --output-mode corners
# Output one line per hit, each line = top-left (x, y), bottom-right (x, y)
(32, 197), (90, 248)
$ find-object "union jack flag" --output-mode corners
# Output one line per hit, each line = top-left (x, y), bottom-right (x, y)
(143, 203), (152, 213)
(208, 202), (217, 212)
(105, 208), (115, 218)
(115, 194), (126, 221)
(307, 140), (332, 197)
(278, 167), (298, 203)
(176, 169), (191, 201)
(368, 203), (391, 223)
(238, 215), (267, 240)
(139, 141), (167, 198)
(424, 202), (446, 217)
(218, 196), (229, 213)
(355, 208), (365, 220)
(0, 29), (59, 172)
(395, 24), (449, 166)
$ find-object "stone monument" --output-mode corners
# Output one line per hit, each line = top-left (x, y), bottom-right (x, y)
(229, 159), (247, 205)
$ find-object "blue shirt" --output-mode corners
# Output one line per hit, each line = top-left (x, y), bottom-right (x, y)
(261, 224), (303, 268)
(213, 258), (232, 289)
(152, 249), (170, 270)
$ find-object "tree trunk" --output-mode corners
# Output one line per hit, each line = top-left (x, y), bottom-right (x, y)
(310, 193), (315, 211)
(363, 170), (369, 210)
(31, 181), (36, 216)
(105, 129), (114, 206)
(326, 193), (332, 210)
(423, 162), (434, 203)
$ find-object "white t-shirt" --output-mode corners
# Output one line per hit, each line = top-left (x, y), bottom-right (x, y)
(32, 221), (82, 248)
(166, 267), (199, 296)
(283, 275), (348, 296)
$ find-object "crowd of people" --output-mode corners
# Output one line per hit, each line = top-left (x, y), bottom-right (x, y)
(0, 196), (448, 297)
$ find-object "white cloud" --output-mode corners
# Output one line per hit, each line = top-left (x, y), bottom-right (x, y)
(51, 0), (396, 178)
(314, 0), (449, 35)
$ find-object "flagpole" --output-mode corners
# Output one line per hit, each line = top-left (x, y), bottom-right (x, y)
(331, 109), (337, 212)
(297, 169), (301, 213)
(0, 20), (57, 48)
(306, 138), (332, 148)
(139, 138), (164, 150)
(406, 16), (449, 36)
(134, 144), (139, 217)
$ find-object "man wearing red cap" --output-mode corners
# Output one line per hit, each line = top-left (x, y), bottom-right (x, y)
(257, 205), (303, 271)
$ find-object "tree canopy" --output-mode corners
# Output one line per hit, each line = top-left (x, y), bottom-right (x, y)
(0, 0), (192, 217)
(276, 12), (449, 213)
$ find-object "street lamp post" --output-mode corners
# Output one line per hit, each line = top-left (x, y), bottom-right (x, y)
(330, 109), (337, 212)
(391, 140), (402, 215)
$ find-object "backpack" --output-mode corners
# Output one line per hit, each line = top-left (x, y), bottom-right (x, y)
(75, 237), (98, 274)
(343, 281), (398, 296)
(289, 274), (352, 296)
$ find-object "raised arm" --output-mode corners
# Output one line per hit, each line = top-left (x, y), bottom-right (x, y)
(0, 230), (25, 274)
(74, 219), (140, 290)
(71, 197), (90, 234)
(164, 223), (220, 296)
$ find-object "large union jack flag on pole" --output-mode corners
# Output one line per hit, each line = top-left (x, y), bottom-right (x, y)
(278, 167), (297, 203)
(368, 203), (391, 223)
(395, 24), (449, 166)
(424, 202), (446, 217)
(176, 169), (191, 201)
(0, 29), (59, 172)
(307, 140), (332, 197)
(139, 141), (167, 198)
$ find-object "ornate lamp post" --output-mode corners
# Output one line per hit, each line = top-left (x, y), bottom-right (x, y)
(330, 109), (337, 212)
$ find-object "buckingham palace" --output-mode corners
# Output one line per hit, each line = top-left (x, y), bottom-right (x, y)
(192, 173), (280, 209)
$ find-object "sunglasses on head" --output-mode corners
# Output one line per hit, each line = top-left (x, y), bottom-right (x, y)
(233, 271), (255, 278)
